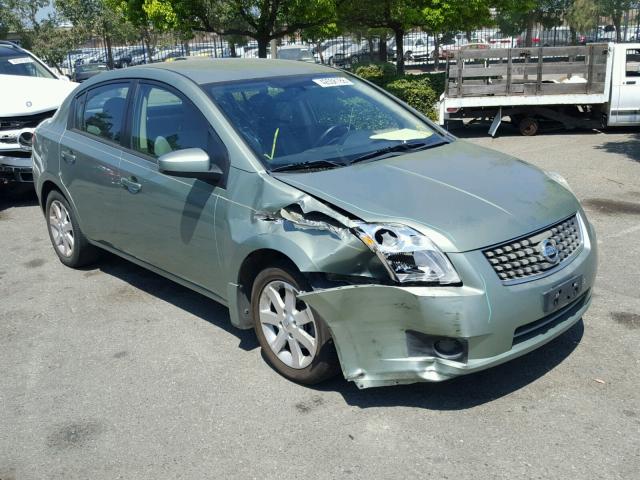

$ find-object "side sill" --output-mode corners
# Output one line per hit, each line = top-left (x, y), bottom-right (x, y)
(91, 240), (229, 308)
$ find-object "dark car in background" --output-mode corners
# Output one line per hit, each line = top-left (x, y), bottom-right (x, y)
(72, 63), (109, 82)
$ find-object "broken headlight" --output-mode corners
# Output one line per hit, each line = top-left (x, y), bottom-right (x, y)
(353, 223), (460, 284)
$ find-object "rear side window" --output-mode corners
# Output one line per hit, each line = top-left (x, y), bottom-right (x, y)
(130, 83), (210, 158)
(81, 83), (129, 142)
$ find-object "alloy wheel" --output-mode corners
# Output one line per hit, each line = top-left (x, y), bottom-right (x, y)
(258, 280), (318, 369)
(49, 200), (74, 257)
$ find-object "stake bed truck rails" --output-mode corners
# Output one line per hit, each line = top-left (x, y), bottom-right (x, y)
(438, 43), (640, 135)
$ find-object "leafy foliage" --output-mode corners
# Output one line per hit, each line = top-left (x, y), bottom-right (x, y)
(354, 62), (397, 86)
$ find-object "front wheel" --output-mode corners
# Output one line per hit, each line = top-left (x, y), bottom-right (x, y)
(251, 265), (339, 385)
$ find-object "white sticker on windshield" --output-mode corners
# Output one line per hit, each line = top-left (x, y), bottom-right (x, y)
(312, 77), (353, 88)
(8, 57), (34, 65)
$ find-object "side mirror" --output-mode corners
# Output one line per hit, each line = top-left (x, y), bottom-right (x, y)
(158, 148), (223, 182)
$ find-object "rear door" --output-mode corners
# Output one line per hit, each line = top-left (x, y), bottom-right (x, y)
(613, 47), (640, 125)
(117, 81), (225, 292)
(60, 81), (131, 244)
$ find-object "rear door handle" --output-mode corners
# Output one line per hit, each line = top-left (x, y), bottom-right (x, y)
(121, 176), (142, 194)
(61, 150), (76, 164)
(625, 81), (637, 85)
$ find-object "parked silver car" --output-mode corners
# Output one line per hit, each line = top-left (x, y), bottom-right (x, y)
(33, 59), (597, 388)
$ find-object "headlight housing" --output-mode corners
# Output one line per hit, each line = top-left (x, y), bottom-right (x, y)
(353, 223), (461, 284)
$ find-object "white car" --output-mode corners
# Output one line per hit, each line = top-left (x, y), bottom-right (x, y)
(0, 41), (77, 187)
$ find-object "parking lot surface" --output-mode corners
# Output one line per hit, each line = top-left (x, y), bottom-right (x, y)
(2, 128), (639, 479)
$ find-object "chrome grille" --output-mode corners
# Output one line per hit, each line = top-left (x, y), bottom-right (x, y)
(484, 214), (582, 283)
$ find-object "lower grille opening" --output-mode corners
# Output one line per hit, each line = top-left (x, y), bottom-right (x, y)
(513, 289), (590, 346)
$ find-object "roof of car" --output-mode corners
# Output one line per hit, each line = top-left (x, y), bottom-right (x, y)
(127, 58), (337, 84)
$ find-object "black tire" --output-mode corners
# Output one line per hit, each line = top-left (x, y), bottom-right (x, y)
(251, 264), (340, 385)
(45, 190), (99, 268)
(519, 117), (540, 136)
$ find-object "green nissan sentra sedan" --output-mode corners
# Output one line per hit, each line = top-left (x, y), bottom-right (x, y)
(32, 59), (597, 389)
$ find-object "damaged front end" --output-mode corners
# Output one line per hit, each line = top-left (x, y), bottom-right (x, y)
(221, 171), (596, 389)
(1, 110), (55, 185)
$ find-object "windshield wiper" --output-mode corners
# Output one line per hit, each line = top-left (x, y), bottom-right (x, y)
(349, 140), (447, 166)
(270, 159), (345, 173)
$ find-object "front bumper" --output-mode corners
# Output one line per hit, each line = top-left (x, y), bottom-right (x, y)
(0, 153), (33, 184)
(300, 218), (598, 389)
(1, 126), (34, 184)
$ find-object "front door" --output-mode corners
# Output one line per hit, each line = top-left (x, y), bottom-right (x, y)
(117, 81), (224, 292)
(59, 82), (131, 245)
(613, 47), (640, 125)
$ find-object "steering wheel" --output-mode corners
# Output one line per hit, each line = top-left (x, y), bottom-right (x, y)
(314, 124), (349, 148)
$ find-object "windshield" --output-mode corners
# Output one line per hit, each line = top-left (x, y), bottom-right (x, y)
(205, 73), (444, 170)
(0, 48), (56, 79)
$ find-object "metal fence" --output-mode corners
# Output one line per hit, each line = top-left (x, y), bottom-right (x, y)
(61, 7), (640, 76)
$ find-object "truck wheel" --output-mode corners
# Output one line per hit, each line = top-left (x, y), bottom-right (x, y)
(519, 117), (539, 136)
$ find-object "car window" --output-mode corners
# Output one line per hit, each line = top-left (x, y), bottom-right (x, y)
(81, 83), (129, 142)
(626, 49), (640, 77)
(130, 83), (210, 159)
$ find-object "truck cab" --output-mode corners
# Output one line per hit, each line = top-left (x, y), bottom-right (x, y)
(610, 44), (640, 125)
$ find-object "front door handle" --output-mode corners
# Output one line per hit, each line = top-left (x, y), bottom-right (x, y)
(121, 176), (142, 194)
(61, 150), (76, 164)
(625, 80), (637, 85)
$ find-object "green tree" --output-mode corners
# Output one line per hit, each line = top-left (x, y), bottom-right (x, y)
(339, 0), (425, 75)
(301, 22), (340, 63)
(57, 0), (135, 67)
(496, 0), (571, 46)
(421, 0), (493, 70)
(0, 0), (77, 72)
(599, 0), (634, 42)
(567, 0), (598, 42)
(177, 0), (339, 59)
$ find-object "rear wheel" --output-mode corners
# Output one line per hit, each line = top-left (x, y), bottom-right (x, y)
(519, 117), (540, 136)
(251, 265), (339, 384)
(45, 190), (99, 268)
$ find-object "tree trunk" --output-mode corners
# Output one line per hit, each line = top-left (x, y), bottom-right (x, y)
(434, 34), (440, 71)
(525, 15), (534, 47)
(613, 14), (622, 43)
(570, 27), (577, 46)
(378, 36), (387, 62)
(183, 41), (190, 56)
(105, 35), (114, 68)
(258, 37), (269, 58)
(394, 28), (405, 75)
(230, 42), (237, 57)
(317, 41), (324, 63)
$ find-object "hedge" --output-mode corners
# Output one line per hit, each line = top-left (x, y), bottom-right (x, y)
(354, 65), (445, 122)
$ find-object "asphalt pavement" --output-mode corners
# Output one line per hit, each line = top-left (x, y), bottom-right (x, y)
(1, 126), (639, 479)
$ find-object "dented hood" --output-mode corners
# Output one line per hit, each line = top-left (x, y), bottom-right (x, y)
(273, 140), (579, 252)
(0, 74), (78, 117)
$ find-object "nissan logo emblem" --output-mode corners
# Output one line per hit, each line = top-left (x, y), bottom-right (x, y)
(538, 238), (560, 264)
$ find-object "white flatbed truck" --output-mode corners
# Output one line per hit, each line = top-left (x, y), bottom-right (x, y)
(438, 43), (640, 135)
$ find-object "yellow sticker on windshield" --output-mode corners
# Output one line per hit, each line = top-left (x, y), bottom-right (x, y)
(370, 128), (433, 141)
